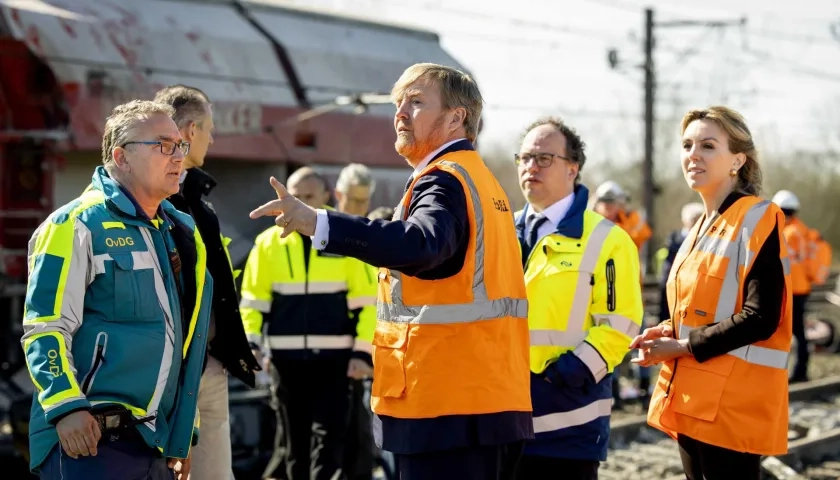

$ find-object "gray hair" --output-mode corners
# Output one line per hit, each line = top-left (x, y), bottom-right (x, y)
(336, 163), (376, 194)
(101, 100), (175, 171)
(153, 84), (210, 129)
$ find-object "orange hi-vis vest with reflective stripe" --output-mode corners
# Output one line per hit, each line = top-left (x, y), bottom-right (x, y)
(783, 217), (812, 295)
(370, 150), (532, 419)
(647, 196), (793, 456)
(808, 229), (832, 286)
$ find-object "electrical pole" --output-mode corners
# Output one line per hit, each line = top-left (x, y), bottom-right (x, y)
(611, 9), (745, 276)
(643, 8), (655, 276)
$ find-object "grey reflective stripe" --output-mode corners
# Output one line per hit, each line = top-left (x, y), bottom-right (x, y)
(240, 297), (271, 313)
(138, 228), (176, 432)
(378, 161), (527, 324)
(272, 281), (348, 295)
(529, 219), (614, 347)
(353, 338), (373, 353)
(267, 335), (354, 350)
(712, 201), (770, 324)
(782, 257), (791, 276)
(593, 314), (641, 337)
(532, 398), (612, 434)
(680, 324), (788, 369)
(348, 295), (376, 310)
(680, 200), (789, 370)
(572, 342), (608, 382)
(530, 329), (586, 347)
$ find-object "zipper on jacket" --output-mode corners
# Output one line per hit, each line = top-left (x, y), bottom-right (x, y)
(284, 245), (295, 278)
(605, 259), (616, 312)
(302, 239), (312, 353)
(81, 332), (108, 394)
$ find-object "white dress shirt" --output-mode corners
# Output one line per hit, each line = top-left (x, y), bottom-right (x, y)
(311, 138), (467, 250)
(527, 192), (575, 244)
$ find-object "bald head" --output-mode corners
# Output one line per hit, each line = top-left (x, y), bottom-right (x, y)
(287, 167), (330, 209)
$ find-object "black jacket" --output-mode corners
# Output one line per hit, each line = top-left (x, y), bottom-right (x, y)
(169, 167), (260, 387)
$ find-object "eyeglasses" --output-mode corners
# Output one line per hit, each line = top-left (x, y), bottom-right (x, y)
(122, 140), (190, 156)
(514, 152), (570, 168)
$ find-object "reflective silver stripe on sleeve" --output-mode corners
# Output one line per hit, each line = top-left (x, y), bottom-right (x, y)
(138, 228), (176, 432)
(572, 341), (609, 382)
(267, 335), (355, 350)
(529, 219), (613, 347)
(532, 398), (612, 434)
(592, 314), (642, 337)
(377, 161), (527, 324)
(272, 281), (348, 295)
(529, 329), (587, 347)
(348, 295), (376, 310)
(240, 297), (271, 313)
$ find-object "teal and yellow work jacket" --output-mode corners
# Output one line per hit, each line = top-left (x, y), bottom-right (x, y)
(22, 166), (212, 471)
(239, 215), (376, 359)
(515, 184), (644, 461)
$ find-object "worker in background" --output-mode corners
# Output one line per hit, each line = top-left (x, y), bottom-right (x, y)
(808, 228), (832, 286)
(249, 62), (532, 480)
(22, 100), (211, 479)
(155, 84), (261, 480)
(513, 117), (643, 479)
(334, 164), (378, 480)
(592, 181), (652, 252)
(240, 167), (374, 480)
(771, 190), (812, 383)
(632, 106), (792, 479)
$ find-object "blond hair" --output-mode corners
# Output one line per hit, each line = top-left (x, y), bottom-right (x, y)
(681, 106), (762, 196)
(101, 100), (175, 171)
(390, 63), (483, 142)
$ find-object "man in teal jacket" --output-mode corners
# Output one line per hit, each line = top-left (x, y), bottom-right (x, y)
(21, 99), (213, 480)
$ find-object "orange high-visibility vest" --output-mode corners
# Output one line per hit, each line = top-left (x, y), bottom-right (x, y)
(617, 209), (652, 251)
(647, 196), (793, 456)
(783, 217), (813, 295)
(808, 229), (832, 286)
(370, 150), (532, 419)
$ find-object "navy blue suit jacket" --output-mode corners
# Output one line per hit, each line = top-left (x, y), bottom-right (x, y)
(322, 140), (532, 454)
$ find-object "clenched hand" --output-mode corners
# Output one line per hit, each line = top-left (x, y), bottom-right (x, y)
(56, 410), (101, 458)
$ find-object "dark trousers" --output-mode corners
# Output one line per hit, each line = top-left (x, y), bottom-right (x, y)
(515, 454), (598, 480)
(39, 433), (173, 480)
(791, 294), (810, 381)
(678, 434), (761, 480)
(395, 441), (524, 480)
(344, 379), (375, 480)
(264, 355), (351, 480)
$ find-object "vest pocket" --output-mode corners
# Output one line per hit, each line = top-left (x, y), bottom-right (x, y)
(371, 321), (407, 398)
(669, 362), (728, 422)
(111, 252), (160, 320)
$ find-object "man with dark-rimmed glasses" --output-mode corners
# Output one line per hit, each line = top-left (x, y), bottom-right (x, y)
(22, 99), (212, 480)
(513, 117), (643, 480)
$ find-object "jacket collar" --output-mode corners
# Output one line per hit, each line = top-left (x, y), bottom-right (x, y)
(516, 184), (591, 241)
(181, 167), (218, 198)
(92, 166), (175, 226)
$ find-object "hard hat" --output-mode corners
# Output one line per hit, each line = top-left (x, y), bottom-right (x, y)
(594, 181), (626, 202)
(771, 190), (800, 211)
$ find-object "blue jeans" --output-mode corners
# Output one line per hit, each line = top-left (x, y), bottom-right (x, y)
(38, 432), (174, 480)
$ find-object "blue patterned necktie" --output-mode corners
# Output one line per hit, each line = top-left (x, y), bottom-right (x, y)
(524, 214), (549, 253)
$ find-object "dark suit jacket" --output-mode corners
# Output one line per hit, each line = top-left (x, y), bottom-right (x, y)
(169, 168), (260, 387)
(323, 140), (532, 455)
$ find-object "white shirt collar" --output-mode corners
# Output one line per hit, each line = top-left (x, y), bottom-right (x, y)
(411, 138), (466, 178)
(529, 192), (575, 226)
(179, 169), (188, 185)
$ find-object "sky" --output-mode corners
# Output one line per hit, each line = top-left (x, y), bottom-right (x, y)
(264, 0), (840, 174)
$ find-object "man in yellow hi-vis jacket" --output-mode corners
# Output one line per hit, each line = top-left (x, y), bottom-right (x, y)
(514, 118), (644, 480)
(239, 167), (376, 480)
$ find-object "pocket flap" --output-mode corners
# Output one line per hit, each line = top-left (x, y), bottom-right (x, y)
(670, 364), (727, 422)
(110, 252), (134, 271)
(372, 321), (408, 349)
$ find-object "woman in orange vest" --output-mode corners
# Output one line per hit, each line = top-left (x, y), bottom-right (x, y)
(629, 106), (793, 480)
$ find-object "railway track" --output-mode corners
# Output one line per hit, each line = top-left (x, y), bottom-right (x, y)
(603, 376), (840, 479)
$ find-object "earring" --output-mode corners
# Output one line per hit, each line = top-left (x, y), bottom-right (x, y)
(729, 168), (738, 177)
